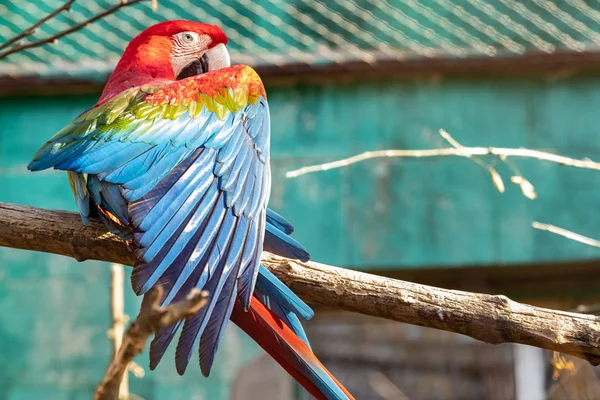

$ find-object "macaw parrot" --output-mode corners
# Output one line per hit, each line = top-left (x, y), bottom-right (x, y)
(28, 20), (353, 400)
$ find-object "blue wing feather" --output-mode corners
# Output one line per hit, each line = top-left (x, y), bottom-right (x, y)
(149, 248), (211, 369)
(58, 141), (143, 173)
(174, 208), (241, 374)
(130, 148), (212, 230)
(100, 147), (157, 183)
(238, 213), (265, 310)
(136, 181), (222, 287)
(158, 189), (228, 305)
(199, 280), (239, 375)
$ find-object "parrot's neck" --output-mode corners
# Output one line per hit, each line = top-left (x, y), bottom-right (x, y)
(100, 36), (175, 102)
(100, 73), (172, 103)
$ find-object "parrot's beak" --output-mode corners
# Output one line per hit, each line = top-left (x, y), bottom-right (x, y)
(204, 43), (230, 71)
(175, 44), (231, 80)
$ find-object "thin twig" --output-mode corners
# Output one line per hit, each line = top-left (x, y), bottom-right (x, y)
(0, 0), (76, 52)
(94, 285), (207, 400)
(440, 128), (506, 193)
(0, 0), (151, 61)
(286, 129), (600, 178)
(438, 128), (464, 151)
(532, 222), (600, 248)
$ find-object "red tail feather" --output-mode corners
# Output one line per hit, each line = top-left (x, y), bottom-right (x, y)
(230, 296), (354, 400)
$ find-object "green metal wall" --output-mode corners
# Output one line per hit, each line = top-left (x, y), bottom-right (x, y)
(2, 74), (600, 397)
(267, 76), (600, 268)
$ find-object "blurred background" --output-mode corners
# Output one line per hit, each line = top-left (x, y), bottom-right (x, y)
(2, 0), (600, 399)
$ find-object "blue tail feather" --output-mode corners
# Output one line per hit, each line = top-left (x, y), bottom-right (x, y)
(266, 208), (294, 234)
(264, 222), (310, 262)
(256, 265), (313, 320)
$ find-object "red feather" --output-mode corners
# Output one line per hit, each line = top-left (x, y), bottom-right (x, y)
(231, 296), (354, 400)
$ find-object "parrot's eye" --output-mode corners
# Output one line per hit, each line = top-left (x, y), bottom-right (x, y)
(179, 32), (197, 45)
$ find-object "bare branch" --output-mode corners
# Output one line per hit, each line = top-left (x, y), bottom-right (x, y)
(0, 0), (151, 61)
(2, 202), (600, 366)
(264, 253), (600, 365)
(94, 285), (207, 400)
(286, 129), (600, 179)
(532, 222), (600, 248)
(0, 0), (77, 52)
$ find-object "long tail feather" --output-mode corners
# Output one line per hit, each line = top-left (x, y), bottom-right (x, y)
(231, 296), (354, 400)
(263, 222), (310, 262)
(266, 208), (294, 234)
(255, 265), (313, 320)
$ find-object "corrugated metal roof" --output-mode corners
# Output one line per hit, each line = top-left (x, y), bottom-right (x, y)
(1, 0), (600, 81)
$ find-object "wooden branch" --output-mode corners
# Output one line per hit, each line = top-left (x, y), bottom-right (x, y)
(0, 0), (151, 61)
(94, 285), (207, 400)
(262, 253), (600, 365)
(2, 202), (600, 365)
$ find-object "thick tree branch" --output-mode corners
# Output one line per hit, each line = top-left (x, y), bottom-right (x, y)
(2, 202), (600, 365)
(94, 285), (207, 400)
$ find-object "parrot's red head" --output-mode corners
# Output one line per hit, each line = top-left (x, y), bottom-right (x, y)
(102, 20), (230, 100)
